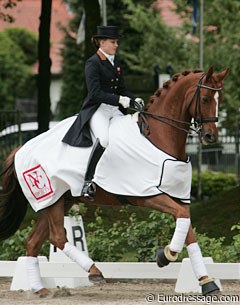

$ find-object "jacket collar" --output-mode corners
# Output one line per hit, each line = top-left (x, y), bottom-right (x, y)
(96, 50), (120, 75)
(99, 48), (115, 65)
(97, 49), (107, 60)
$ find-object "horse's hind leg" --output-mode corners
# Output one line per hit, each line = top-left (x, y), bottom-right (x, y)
(26, 211), (49, 257)
(24, 200), (76, 296)
(47, 197), (104, 283)
(185, 226), (220, 295)
(25, 210), (50, 296)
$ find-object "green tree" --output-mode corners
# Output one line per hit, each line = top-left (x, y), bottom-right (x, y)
(58, 0), (195, 118)
(173, 0), (240, 133)
(0, 28), (37, 109)
(1, 0), (53, 135)
(203, 0), (240, 133)
(57, 31), (85, 119)
(57, 0), (101, 119)
(105, 0), (157, 72)
(57, 1), (84, 119)
(0, 0), (22, 22)
(121, 0), (197, 74)
(4, 27), (37, 65)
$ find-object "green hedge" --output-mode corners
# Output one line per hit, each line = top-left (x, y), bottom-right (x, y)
(0, 220), (49, 261)
(191, 171), (238, 199)
(86, 210), (240, 263)
(0, 210), (239, 263)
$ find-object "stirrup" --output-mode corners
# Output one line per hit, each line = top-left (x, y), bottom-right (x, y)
(82, 181), (96, 201)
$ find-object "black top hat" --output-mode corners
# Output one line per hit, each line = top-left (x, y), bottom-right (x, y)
(93, 26), (121, 39)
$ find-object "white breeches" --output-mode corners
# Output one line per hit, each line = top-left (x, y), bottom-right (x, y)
(90, 103), (123, 147)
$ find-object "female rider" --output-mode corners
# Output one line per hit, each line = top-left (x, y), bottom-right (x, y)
(62, 25), (144, 200)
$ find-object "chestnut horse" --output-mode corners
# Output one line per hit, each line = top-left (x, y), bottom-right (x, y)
(0, 67), (228, 297)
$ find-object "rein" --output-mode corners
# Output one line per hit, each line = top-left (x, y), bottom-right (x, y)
(131, 72), (223, 136)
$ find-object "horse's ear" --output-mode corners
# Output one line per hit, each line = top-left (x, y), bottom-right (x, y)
(205, 67), (214, 82)
(214, 68), (229, 82)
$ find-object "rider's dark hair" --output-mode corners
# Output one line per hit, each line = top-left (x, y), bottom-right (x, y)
(91, 37), (101, 49)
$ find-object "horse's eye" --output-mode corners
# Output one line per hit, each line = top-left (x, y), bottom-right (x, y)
(202, 96), (210, 104)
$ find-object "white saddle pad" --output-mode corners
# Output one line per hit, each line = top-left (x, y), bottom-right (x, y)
(94, 114), (192, 202)
(15, 114), (192, 212)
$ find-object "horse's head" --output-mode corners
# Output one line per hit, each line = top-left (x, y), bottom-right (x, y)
(187, 67), (229, 145)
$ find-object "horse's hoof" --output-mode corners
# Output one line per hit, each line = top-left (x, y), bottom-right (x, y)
(88, 273), (105, 283)
(156, 245), (178, 268)
(156, 248), (170, 267)
(35, 288), (51, 298)
(200, 278), (220, 295)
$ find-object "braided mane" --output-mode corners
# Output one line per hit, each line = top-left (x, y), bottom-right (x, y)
(145, 69), (203, 111)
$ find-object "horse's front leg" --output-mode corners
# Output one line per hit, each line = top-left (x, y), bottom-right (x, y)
(185, 226), (220, 295)
(132, 195), (220, 295)
(47, 197), (104, 284)
(132, 195), (191, 265)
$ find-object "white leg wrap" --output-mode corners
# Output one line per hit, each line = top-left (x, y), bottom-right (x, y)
(63, 242), (94, 272)
(25, 256), (44, 293)
(169, 218), (191, 253)
(187, 242), (208, 279)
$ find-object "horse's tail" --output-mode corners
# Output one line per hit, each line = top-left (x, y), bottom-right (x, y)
(0, 146), (28, 240)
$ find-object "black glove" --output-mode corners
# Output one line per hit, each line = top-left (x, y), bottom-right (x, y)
(130, 98), (145, 111)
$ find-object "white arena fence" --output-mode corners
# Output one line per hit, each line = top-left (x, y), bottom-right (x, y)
(0, 259), (239, 293)
(0, 216), (239, 293)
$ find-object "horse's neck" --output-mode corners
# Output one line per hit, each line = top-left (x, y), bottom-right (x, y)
(145, 85), (191, 161)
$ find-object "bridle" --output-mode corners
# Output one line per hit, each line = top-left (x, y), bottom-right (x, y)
(132, 72), (223, 136)
(190, 72), (222, 131)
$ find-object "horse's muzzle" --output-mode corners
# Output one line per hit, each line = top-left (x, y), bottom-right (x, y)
(200, 129), (218, 145)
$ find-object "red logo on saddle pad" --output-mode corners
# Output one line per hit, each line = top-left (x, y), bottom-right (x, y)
(23, 164), (54, 201)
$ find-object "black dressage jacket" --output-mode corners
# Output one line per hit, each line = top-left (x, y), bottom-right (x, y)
(62, 50), (135, 147)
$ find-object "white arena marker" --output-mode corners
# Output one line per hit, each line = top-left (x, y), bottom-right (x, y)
(175, 257), (222, 293)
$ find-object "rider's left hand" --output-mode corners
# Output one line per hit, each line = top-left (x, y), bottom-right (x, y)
(130, 98), (145, 111)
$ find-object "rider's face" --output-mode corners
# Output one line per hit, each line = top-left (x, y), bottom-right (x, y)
(99, 39), (118, 55)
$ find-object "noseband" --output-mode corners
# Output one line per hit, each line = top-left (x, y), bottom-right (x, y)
(190, 72), (222, 131)
(135, 72), (223, 136)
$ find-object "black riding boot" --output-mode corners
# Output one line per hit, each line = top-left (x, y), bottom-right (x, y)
(82, 139), (105, 201)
